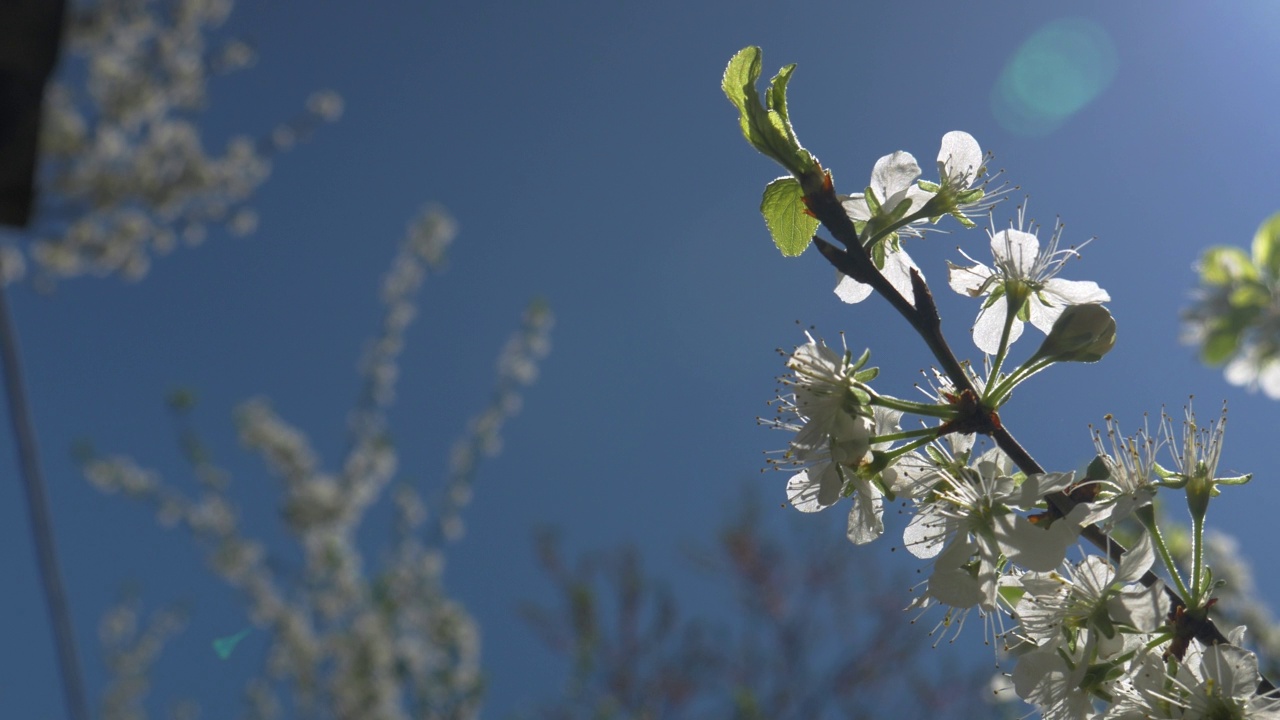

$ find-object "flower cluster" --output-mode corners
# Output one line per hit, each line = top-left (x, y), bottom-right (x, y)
(764, 333), (900, 544)
(835, 131), (1004, 305)
(725, 54), (1273, 716)
(767, 334), (1270, 718)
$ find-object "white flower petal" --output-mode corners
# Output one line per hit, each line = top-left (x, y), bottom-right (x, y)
(991, 229), (1041, 273)
(785, 467), (836, 513)
(904, 508), (955, 559)
(846, 484), (884, 544)
(1042, 277), (1110, 305)
(841, 194), (871, 222)
(947, 260), (993, 297)
(972, 300), (1021, 355)
(834, 272), (873, 303)
(1109, 583), (1168, 633)
(925, 537), (991, 609)
(1026, 296), (1066, 335)
(1262, 360), (1280, 398)
(937, 131), (982, 188)
(1115, 530), (1154, 585)
(880, 452), (936, 499)
(869, 151), (921, 200)
(1225, 354), (1256, 387)
(881, 248), (921, 305)
(1016, 472), (1076, 509)
(1201, 644), (1262, 702)
(995, 507), (1083, 573)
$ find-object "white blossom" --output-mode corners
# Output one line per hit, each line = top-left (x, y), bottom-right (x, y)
(948, 211), (1109, 355)
(905, 446), (1086, 616)
(1114, 640), (1280, 719)
(1086, 415), (1162, 528)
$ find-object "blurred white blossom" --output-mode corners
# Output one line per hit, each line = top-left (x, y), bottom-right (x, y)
(29, 0), (340, 283)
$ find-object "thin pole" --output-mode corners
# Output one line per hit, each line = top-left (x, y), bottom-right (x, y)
(0, 277), (89, 720)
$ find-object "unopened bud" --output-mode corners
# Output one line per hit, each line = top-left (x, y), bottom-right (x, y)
(1032, 304), (1116, 364)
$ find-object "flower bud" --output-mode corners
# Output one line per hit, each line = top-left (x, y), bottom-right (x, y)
(1031, 304), (1116, 363)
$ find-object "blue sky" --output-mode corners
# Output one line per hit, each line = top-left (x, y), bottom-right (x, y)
(6, 1), (1280, 717)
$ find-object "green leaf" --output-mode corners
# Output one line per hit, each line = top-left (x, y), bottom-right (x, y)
(1201, 325), (1242, 365)
(722, 47), (765, 144)
(1252, 211), (1280, 278)
(1229, 282), (1269, 309)
(722, 47), (816, 178)
(1198, 246), (1256, 285)
(764, 64), (805, 159)
(760, 177), (818, 256)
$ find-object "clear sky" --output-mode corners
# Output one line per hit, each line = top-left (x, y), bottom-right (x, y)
(6, 1), (1280, 717)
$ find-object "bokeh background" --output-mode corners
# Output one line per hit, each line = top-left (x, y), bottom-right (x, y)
(5, 0), (1280, 716)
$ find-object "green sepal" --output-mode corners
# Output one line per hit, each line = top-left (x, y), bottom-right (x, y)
(850, 347), (872, 371)
(980, 285), (1006, 310)
(861, 450), (892, 479)
(1016, 293), (1033, 322)
(875, 476), (897, 503)
(863, 186), (883, 217)
(884, 196), (914, 224)
(838, 465), (856, 499)
(1155, 472), (1189, 491)
(722, 47), (817, 179)
(853, 366), (879, 383)
(950, 209), (978, 229)
(849, 387), (872, 406)
(998, 582), (1026, 607)
(925, 445), (949, 467)
(1089, 601), (1118, 639)
(760, 176), (819, 256)
(1084, 455), (1111, 483)
(1252, 211), (1280, 278)
(866, 232), (908, 267)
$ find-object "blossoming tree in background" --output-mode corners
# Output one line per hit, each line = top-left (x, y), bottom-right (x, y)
(84, 207), (554, 719)
(1, 1), (339, 718)
(3, 1), (555, 718)
(28, 0), (341, 285)
(724, 45), (1279, 718)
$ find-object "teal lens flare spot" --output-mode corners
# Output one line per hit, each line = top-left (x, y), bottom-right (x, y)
(992, 18), (1118, 137)
(213, 628), (251, 659)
